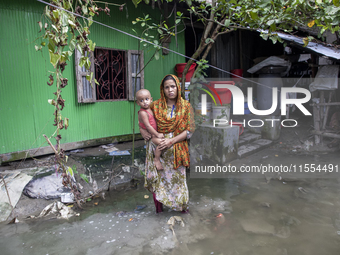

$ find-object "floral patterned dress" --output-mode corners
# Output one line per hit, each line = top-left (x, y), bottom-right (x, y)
(144, 106), (191, 211)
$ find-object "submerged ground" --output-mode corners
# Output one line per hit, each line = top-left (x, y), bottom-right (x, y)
(1, 115), (340, 255)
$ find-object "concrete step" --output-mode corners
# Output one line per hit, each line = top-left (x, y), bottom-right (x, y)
(238, 132), (261, 147)
(237, 139), (273, 158)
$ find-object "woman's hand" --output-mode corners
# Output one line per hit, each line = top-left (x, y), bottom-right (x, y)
(140, 127), (152, 141)
(158, 138), (173, 150)
(158, 130), (188, 150)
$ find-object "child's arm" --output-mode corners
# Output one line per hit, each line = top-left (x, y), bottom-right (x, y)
(139, 111), (164, 138)
(139, 126), (152, 141)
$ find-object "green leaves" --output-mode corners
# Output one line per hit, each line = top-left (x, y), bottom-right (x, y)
(64, 117), (69, 129)
(224, 19), (230, 27)
(249, 11), (258, 20)
(68, 19), (76, 28)
(154, 50), (160, 60)
(76, 43), (83, 55)
(80, 174), (89, 183)
(49, 50), (61, 68)
(63, 0), (71, 9)
(303, 36), (315, 47)
(82, 5), (88, 15)
(79, 56), (89, 68)
(67, 167), (74, 177)
(69, 39), (76, 51)
(132, 0), (142, 8)
(60, 11), (68, 27)
(36, 0), (107, 191)
(86, 72), (93, 82)
(61, 51), (72, 62)
(35, 45), (42, 51)
(205, 38), (214, 44)
(52, 9), (59, 20)
(88, 40), (96, 52)
(62, 26), (68, 34)
(38, 21), (42, 32)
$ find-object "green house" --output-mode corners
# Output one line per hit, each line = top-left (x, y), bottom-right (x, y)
(0, 0), (186, 163)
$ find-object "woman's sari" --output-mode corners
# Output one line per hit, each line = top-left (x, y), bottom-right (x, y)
(144, 74), (194, 211)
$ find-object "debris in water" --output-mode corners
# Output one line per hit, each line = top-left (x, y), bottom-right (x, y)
(60, 192), (74, 203)
(30, 201), (77, 220)
(167, 216), (185, 238)
(8, 217), (19, 224)
(116, 211), (130, 217)
(135, 205), (147, 210)
(104, 147), (119, 153)
(260, 202), (271, 208)
(122, 166), (130, 173)
(298, 187), (308, 194)
(144, 195), (149, 199)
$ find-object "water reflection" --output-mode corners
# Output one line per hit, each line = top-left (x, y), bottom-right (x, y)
(1, 153), (340, 255)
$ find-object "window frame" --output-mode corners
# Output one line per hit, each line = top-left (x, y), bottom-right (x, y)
(128, 50), (144, 101)
(75, 50), (96, 103)
(75, 48), (144, 103)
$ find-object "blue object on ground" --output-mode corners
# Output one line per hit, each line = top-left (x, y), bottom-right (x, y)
(136, 205), (147, 210)
(109, 150), (131, 156)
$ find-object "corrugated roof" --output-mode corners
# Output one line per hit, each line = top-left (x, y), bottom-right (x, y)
(260, 30), (340, 60)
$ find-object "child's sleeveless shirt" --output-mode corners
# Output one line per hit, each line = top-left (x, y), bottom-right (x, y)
(138, 108), (157, 130)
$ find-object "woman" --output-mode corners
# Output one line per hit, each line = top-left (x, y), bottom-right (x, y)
(140, 74), (194, 213)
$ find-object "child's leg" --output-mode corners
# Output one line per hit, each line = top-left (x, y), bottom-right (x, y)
(152, 137), (163, 171)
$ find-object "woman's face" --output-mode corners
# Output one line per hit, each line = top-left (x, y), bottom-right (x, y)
(163, 79), (177, 100)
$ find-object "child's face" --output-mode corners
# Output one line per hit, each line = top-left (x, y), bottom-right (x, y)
(137, 91), (152, 109)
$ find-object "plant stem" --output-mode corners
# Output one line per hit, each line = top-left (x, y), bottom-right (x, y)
(0, 175), (13, 211)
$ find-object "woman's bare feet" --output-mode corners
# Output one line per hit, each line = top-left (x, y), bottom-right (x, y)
(154, 158), (164, 171)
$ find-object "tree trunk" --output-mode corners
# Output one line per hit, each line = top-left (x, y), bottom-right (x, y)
(180, 0), (218, 93)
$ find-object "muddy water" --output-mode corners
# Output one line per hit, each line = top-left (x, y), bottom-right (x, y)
(1, 152), (340, 254)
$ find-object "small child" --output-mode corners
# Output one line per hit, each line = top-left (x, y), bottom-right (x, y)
(136, 89), (164, 170)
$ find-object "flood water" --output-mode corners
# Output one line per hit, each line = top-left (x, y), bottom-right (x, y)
(1, 150), (340, 255)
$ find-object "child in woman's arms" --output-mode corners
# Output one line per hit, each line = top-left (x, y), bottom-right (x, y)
(136, 89), (164, 170)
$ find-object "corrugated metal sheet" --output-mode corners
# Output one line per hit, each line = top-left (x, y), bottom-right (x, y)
(213, 30), (254, 78)
(260, 30), (340, 60)
(0, 0), (185, 155)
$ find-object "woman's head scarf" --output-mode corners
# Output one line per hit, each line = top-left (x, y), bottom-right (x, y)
(151, 74), (195, 169)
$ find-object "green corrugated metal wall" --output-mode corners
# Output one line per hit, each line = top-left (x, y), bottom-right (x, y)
(0, 0), (185, 155)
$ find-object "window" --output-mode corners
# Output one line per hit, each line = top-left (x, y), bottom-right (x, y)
(75, 48), (144, 103)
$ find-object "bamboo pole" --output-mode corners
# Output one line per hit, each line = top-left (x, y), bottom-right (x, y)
(311, 130), (340, 139)
(43, 134), (59, 156)
(322, 91), (334, 130)
(312, 91), (321, 144)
